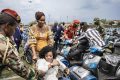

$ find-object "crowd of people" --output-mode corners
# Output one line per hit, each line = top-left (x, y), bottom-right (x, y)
(0, 8), (119, 80)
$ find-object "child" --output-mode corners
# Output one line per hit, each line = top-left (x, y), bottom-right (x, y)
(36, 46), (69, 80)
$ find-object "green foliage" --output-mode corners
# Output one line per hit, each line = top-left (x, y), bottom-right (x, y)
(109, 21), (115, 26)
(100, 19), (106, 24)
(93, 17), (100, 22)
(29, 21), (37, 27)
(117, 22), (120, 27)
(93, 17), (100, 26)
(94, 20), (100, 26)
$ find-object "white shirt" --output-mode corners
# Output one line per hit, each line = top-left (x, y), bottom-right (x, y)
(36, 57), (67, 80)
(85, 28), (105, 47)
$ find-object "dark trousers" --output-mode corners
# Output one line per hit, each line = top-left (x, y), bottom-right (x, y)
(15, 41), (21, 52)
(54, 37), (62, 51)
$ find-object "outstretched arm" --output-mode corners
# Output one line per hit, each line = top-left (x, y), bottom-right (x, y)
(0, 38), (37, 80)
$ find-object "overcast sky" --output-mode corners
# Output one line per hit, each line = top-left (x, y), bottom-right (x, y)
(0, 0), (120, 24)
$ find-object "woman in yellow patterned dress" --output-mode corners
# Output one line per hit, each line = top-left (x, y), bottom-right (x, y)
(28, 11), (53, 60)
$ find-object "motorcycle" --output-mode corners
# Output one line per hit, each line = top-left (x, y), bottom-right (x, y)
(98, 53), (120, 79)
(82, 52), (101, 78)
(70, 66), (97, 80)
(57, 55), (97, 80)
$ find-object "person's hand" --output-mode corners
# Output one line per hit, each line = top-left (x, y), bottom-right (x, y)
(38, 70), (46, 77)
(73, 40), (78, 44)
(48, 43), (53, 46)
(64, 68), (70, 75)
(48, 63), (53, 68)
(51, 59), (60, 66)
(60, 36), (64, 40)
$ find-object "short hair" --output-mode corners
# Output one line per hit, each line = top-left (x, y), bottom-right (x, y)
(39, 46), (57, 59)
(35, 11), (45, 20)
(0, 13), (17, 26)
(80, 22), (87, 26)
(80, 22), (89, 28)
(54, 22), (58, 26)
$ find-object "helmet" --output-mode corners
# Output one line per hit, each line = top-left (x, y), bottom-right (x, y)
(1, 9), (21, 23)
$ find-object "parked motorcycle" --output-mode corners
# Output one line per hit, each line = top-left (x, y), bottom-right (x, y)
(57, 55), (97, 80)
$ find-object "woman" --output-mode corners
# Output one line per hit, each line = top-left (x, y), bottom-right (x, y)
(28, 11), (53, 60)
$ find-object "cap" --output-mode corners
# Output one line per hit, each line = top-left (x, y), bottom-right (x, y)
(1, 9), (21, 23)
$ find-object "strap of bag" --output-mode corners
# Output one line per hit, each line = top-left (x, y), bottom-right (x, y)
(2, 37), (9, 64)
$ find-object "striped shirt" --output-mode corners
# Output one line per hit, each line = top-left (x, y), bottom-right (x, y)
(85, 28), (105, 47)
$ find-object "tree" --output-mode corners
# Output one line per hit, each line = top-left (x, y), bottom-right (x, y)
(100, 19), (106, 25)
(29, 21), (37, 27)
(109, 21), (115, 26)
(117, 22), (120, 27)
(94, 17), (100, 22)
(93, 17), (100, 26)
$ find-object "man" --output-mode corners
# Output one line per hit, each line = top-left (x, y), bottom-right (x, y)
(80, 22), (105, 47)
(13, 23), (22, 52)
(52, 22), (64, 50)
(69, 22), (105, 58)
(0, 9), (37, 80)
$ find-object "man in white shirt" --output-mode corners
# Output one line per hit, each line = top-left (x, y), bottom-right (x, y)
(80, 22), (105, 47)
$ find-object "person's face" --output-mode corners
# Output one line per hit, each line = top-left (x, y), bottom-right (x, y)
(38, 16), (45, 27)
(4, 23), (17, 37)
(73, 23), (79, 28)
(54, 23), (58, 27)
(45, 51), (53, 63)
(68, 26), (71, 30)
